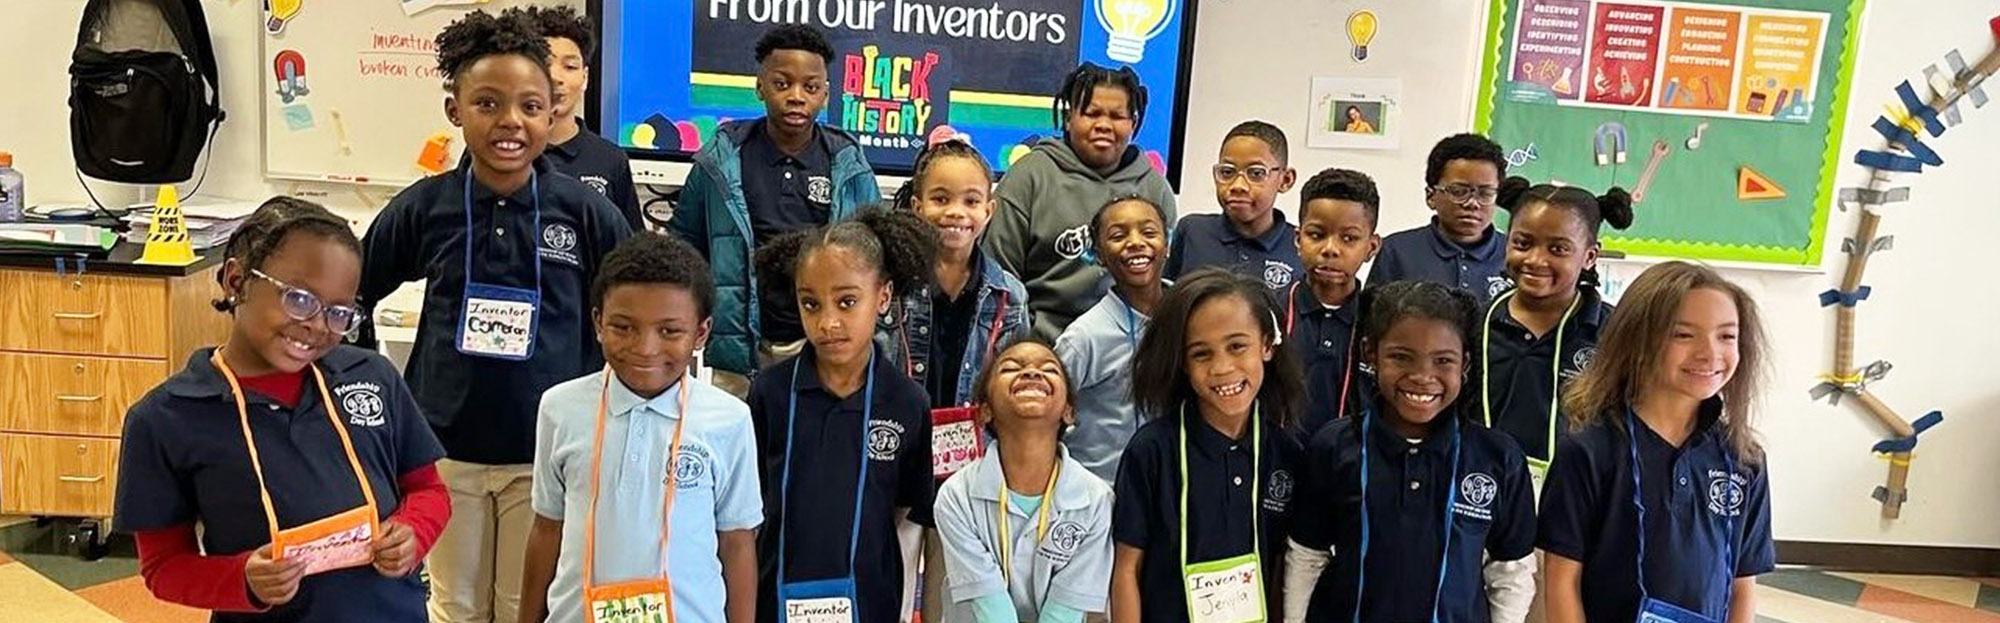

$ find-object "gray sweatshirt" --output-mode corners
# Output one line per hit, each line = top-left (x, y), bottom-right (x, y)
(983, 137), (1178, 341)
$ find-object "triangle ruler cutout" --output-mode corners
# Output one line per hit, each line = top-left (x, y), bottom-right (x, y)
(1738, 165), (1787, 200)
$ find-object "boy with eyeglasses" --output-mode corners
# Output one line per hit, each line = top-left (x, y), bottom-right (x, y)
(1164, 120), (1301, 290)
(1365, 132), (1512, 304)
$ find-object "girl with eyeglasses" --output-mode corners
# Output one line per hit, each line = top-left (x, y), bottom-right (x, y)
(115, 197), (451, 622)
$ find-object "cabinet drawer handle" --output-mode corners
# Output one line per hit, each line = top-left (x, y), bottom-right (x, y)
(52, 311), (103, 320)
(58, 475), (106, 484)
(56, 394), (104, 403)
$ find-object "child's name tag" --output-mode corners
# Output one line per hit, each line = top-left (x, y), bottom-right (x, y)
(931, 406), (984, 479)
(459, 296), (536, 359)
(783, 597), (855, 623)
(1183, 555), (1265, 623)
(587, 580), (671, 623)
(273, 506), (376, 577)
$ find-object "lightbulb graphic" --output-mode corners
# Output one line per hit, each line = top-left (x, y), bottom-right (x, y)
(1097, 0), (1178, 64)
(1346, 10), (1377, 62)
(266, 0), (303, 34)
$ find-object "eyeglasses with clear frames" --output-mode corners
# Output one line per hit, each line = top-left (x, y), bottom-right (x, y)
(1431, 184), (1501, 206)
(1213, 163), (1277, 185)
(249, 269), (365, 336)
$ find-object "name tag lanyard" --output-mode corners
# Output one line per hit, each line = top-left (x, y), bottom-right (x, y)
(1625, 412), (1737, 623)
(994, 449), (1058, 586)
(1178, 404), (1263, 620)
(456, 169), (543, 361)
(1286, 283), (1358, 421)
(582, 369), (692, 623)
(777, 353), (877, 613)
(1351, 410), (1461, 623)
(1480, 290), (1580, 477)
(212, 349), (380, 572)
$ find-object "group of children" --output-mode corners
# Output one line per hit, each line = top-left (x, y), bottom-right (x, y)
(105, 8), (1775, 623)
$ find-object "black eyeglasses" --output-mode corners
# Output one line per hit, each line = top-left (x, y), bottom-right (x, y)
(1431, 184), (1500, 205)
(249, 269), (365, 336)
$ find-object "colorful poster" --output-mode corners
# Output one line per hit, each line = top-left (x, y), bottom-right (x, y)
(1738, 13), (1825, 121)
(1511, 0), (1592, 99)
(1658, 8), (1740, 111)
(1585, 3), (1665, 106)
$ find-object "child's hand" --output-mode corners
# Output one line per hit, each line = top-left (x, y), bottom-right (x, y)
(372, 520), (419, 577)
(244, 545), (307, 606)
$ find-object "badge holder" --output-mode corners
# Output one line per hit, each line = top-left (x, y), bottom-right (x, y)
(454, 171), (542, 362)
(1626, 412), (1735, 623)
(777, 356), (876, 623)
(931, 406), (984, 480)
(583, 369), (693, 623)
(1178, 405), (1267, 623)
(213, 350), (381, 577)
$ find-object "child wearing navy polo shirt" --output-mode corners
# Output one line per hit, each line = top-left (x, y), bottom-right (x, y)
(1367, 134), (1511, 304)
(510, 5), (643, 230)
(1540, 262), (1775, 623)
(1477, 179), (1634, 489)
(116, 197), (450, 622)
(1284, 281), (1537, 623)
(520, 233), (763, 623)
(748, 209), (938, 623)
(1165, 120), (1300, 290)
(672, 24), (883, 397)
(1283, 168), (1382, 433)
(1110, 269), (1305, 623)
(936, 337), (1114, 623)
(360, 12), (632, 623)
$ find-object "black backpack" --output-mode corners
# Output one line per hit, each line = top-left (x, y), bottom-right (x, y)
(68, 0), (223, 184)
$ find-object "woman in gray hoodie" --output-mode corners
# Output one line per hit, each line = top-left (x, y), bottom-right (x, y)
(983, 63), (1180, 341)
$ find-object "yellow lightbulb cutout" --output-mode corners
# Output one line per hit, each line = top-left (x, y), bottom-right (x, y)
(1346, 10), (1378, 62)
(1097, 0), (1178, 63)
(266, 0), (303, 34)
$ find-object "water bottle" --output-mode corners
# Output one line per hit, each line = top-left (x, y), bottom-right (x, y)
(0, 152), (23, 223)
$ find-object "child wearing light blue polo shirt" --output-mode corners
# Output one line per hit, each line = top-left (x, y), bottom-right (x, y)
(936, 337), (1113, 623)
(1055, 196), (1171, 482)
(521, 233), (763, 623)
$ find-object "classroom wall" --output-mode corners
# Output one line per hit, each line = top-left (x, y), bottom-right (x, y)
(3, 0), (1994, 548)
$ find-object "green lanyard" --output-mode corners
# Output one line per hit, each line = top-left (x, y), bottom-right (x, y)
(1480, 290), (1580, 467)
(1177, 404), (1262, 571)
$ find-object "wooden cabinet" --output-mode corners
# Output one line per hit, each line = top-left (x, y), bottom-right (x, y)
(0, 259), (228, 518)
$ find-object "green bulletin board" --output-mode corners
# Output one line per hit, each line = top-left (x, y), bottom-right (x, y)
(1475, 0), (1865, 266)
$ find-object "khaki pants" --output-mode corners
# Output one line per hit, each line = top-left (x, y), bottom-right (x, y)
(427, 459), (534, 623)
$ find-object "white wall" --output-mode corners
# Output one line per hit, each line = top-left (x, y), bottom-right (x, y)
(3, 0), (1995, 547)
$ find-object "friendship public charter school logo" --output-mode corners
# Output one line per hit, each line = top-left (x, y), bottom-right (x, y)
(335, 381), (386, 427)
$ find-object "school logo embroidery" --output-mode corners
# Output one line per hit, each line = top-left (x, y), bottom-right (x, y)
(867, 420), (905, 461)
(1054, 223), (1091, 260)
(334, 381), (386, 427)
(1706, 470), (1747, 517)
(1040, 520), (1087, 565)
(1262, 261), (1295, 289)
(580, 175), (611, 197)
(1564, 346), (1598, 379)
(540, 223), (582, 266)
(1268, 470), (1294, 506)
(1486, 275), (1514, 298)
(807, 176), (833, 205)
(671, 446), (710, 491)
(1454, 472), (1498, 521)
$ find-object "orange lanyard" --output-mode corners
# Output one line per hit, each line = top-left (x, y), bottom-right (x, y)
(582, 369), (692, 595)
(211, 349), (378, 541)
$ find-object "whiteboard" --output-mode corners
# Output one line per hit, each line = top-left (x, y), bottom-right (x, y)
(259, 0), (579, 188)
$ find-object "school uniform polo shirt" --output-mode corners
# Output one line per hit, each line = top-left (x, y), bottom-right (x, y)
(361, 159), (631, 465)
(936, 445), (1115, 620)
(741, 123), (838, 344)
(1165, 213), (1302, 289)
(545, 127), (643, 231)
(747, 348), (936, 623)
(1282, 284), (1363, 433)
(1291, 416), (1535, 623)
(1111, 415), (1302, 623)
(1054, 291), (1150, 483)
(1365, 219), (1509, 304)
(1477, 287), (1613, 463)
(114, 346), (446, 623)
(926, 261), (986, 409)
(1538, 399), (1775, 623)
(532, 371), (764, 623)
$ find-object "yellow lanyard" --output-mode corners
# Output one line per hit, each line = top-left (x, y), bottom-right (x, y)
(995, 455), (1060, 585)
(1480, 290), (1580, 461)
(212, 349), (379, 541)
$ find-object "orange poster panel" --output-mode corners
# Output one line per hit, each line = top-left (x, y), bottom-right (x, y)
(1736, 13), (1824, 119)
(1658, 8), (1741, 111)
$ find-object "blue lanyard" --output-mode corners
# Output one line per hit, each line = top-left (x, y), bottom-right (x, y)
(1353, 411), (1461, 623)
(777, 352), (877, 586)
(1625, 411), (1737, 618)
(461, 169), (542, 292)
(1121, 297), (1138, 353)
